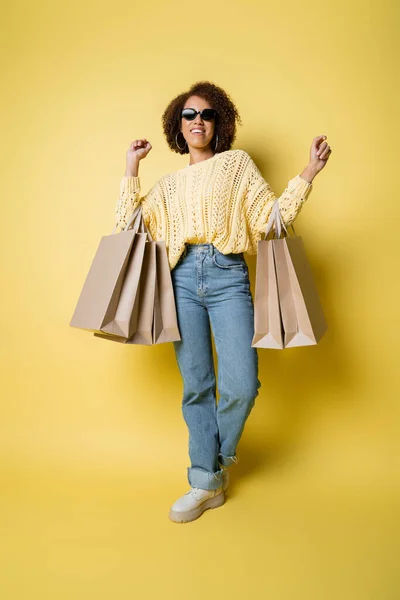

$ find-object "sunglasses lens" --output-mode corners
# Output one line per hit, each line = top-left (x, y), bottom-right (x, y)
(201, 109), (216, 120)
(181, 108), (217, 121)
(182, 109), (196, 120)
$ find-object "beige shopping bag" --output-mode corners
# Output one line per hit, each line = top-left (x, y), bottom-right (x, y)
(69, 205), (145, 334)
(153, 241), (181, 344)
(254, 200), (327, 349)
(129, 238), (158, 345)
(100, 231), (147, 337)
(94, 220), (157, 345)
(94, 210), (181, 345)
(274, 234), (327, 348)
(251, 237), (283, 349)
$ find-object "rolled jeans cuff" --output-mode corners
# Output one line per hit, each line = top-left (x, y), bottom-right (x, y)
(218, 453), (239, 467)
(188, 467), (224, 491)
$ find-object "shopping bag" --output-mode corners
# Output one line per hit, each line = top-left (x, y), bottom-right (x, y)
(153, 241), (181, 344)
(129, 237), (158, 345)
(69, 205), (145, 334)
(94, 210), (181, 345)
(274, 233), (327, 348)
(100, 231), (147, 337)
(252, 235), (283, 349)
(252, 200), (327, 349)
(94, 216), (157, 345)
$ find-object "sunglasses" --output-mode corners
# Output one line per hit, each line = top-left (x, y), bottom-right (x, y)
(181, 108), (218, 121)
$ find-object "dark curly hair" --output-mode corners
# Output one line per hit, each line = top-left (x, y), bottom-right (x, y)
(161, 80), (243, 155)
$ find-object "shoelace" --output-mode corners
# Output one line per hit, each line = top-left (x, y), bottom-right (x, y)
(186, 487), (213, 499)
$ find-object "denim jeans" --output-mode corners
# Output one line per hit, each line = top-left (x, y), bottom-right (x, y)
(171, 243), (261, 491)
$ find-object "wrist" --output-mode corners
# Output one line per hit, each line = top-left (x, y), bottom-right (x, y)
(125, 160), (139, 178)
(300, 163), (319, 184)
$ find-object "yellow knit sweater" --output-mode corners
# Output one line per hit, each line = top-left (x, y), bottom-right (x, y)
(115, 148), (313, 270)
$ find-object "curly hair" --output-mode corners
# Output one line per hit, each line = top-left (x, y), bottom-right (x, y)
(161, 80), (243, 156)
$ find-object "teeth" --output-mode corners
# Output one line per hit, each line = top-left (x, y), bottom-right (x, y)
(192, 129), (204, 133)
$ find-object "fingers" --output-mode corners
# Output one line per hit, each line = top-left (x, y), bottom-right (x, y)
(313, 134), (327, 148)
(319, 146), (331, 159)
(129, 139), (150, 150)
(314, 135), (331, 159)
(317, 143), (332, 159)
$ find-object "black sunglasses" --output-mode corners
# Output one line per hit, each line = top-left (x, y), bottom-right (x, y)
(181, 108), (218, 121)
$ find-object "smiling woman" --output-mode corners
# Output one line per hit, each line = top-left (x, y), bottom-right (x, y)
(181, 107), (219, 164)
(115, 80), (320, 524)
(161, 80), (242, 163)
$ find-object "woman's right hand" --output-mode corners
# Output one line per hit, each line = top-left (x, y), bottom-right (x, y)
(126, 139), (152, 175)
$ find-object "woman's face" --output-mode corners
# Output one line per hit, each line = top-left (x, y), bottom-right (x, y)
(180, 95), (216, 152)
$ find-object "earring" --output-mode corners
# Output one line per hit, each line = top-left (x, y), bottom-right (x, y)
(214, 133), (219, 151)
(175, 131), (188, 151)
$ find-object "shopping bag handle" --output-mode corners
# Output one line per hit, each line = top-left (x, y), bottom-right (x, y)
(111, 205), (153, 241)
(134, 208), (154, 241)
(263, 200), (297, 240)
(111, 205), (141, 234)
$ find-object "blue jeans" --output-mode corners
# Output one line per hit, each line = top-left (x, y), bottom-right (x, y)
(171, 243), (261, 490)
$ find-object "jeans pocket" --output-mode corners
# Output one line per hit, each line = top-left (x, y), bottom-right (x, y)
(212, 250), (245, 269)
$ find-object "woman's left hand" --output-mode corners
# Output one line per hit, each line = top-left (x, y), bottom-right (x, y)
(309, 135), (332, 174)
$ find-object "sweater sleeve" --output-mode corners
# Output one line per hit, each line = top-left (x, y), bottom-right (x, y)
(243, 156), (313, 236)
(115, 176), (159, 232)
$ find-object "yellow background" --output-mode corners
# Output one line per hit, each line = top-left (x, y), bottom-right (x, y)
(1, 0), (398, 598)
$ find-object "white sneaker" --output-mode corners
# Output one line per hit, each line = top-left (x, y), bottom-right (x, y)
(169, 486), (225, 523)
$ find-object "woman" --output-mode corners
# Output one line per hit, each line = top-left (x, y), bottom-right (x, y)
(115, 81), (332, 524)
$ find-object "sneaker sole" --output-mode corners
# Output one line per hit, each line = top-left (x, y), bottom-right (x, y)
(168, 490), (225, 523)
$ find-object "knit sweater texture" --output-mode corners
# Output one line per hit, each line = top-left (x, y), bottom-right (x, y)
(114, 148), (313, 270)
